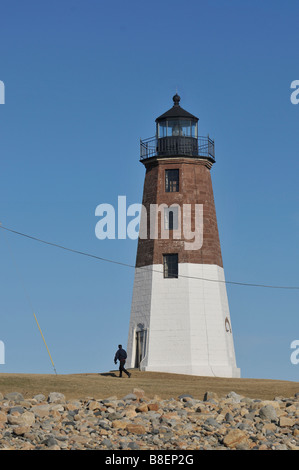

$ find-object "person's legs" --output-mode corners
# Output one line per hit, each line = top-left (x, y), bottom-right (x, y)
(122, 361), (131, 378)
(119, 360), (131, 378)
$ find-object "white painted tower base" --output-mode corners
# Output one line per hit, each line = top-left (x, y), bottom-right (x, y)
(127, 263), (240, 378)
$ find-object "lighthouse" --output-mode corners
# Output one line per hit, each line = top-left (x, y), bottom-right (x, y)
(126, 95), (240, 378)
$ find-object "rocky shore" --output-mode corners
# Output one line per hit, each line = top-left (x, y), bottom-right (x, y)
(0, 389), (298, 450)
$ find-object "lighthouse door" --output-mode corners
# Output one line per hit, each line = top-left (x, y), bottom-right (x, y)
(135, 329), (147, 369)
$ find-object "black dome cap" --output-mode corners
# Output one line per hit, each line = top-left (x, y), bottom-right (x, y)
(155, 95), (198, 122)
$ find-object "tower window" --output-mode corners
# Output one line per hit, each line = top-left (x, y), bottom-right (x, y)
(165, 169), (179, 192)
(163, 254), (178, 279)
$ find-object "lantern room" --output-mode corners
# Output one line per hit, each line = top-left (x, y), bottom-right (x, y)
(156, 93), (198, 138)
(139, 94), (215, 162)
(155, 93), (198, 156)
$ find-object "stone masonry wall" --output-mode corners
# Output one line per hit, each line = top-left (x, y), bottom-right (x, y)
(135, 157), (223, 268)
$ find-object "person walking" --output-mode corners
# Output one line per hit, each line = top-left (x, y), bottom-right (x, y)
(114, 345), (131, 378)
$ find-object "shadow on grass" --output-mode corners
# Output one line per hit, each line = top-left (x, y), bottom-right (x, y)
(99, 372), (118, 378)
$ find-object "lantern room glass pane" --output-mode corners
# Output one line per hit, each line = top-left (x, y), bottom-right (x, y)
(163, 119), (194, 137)
(158, 122), (167, 138)
(158, 119), (198, 139)
(180, 120), (191, 136)
(191, 122), (198, 138)
(167, 120), (180, 136)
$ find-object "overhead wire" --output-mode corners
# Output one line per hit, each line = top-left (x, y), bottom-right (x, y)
(0, 224), (298, 291)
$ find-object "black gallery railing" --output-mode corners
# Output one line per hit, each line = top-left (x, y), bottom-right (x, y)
(140, 135), (215, 161)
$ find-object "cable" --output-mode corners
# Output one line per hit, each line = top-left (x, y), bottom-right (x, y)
(0, 224), (298, 290)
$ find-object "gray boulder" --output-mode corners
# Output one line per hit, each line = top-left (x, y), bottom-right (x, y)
(259, 405), (277, 422)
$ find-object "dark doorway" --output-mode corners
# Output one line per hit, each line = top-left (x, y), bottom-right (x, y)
(135, 329), (147, 368)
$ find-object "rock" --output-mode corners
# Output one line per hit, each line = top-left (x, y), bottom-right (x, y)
(262, 422), (276, 433)
(258, 444), (269, 450)
(244, 411), (256, 421)
(33, 394), (46, 403)
(32, 405), (51, 418)
(136, 403), (148, 413)
(50, 404), (64, 413)
(223, 429), (250, 449)
(4, 392), (24, 402)
(225, 412), (234, 422)
(0, 389), (299, 450)
(13, 425), (30, 436)
(148, 403), (160, 412)
(88, 400), (101, 411)
(205, 417), (220, 428)
(286, 441), (299, 450)
(102, 438), (113, 448)
(9, 406), (25, 415)
(124, 408), (137, 418)
(260, 400), (281, 410)
(203, 392), (218, 402)
(279, 416), (295, 427)
(21, 411), (35, 426)
(43, 436), (58, 447)
(226, 391), (243, 403)
(102, 396), (118, 403)
(126, 424), (146, 434)
(241, 397), (254, 405)
(275, 444), (288, 450)
(19, 441), (35, 450)
(128, 441), (140, 450)
(7, 411), (35, 427)
(178, 394), (194, 400)
(132, 388), (145, 399)
(66, 401), (81, 410)
(98, 419), (111, 430)
(48, 392), (66, 404)
(106, 411), (123, 421)
(259, 405), (277, 422)
(236, 442), (251, 450)
(111, 420), (129, 429)
(122, 393), (137, 401)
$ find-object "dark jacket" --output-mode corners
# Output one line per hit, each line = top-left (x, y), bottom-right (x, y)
(114, 348), (127, 363)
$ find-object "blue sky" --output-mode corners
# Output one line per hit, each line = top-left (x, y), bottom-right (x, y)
(0, 0), (299, 381)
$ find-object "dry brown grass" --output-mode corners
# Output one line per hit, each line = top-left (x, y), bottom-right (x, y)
(0, 370), (298, 402)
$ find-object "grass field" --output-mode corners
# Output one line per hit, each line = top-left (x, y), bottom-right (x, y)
(0, 370), (298, 401)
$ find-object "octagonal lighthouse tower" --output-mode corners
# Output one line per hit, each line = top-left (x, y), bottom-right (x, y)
(127, 95), (240, 378)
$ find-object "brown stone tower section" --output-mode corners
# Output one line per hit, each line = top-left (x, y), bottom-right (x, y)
(135, 156), (223, 268)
